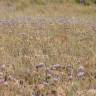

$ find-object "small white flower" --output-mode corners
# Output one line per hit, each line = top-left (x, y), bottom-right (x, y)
(77, 65), (85, 78)
(77, 71), (85, 77)
(53, 77), (60, 81)
(51, 64), (61, 70)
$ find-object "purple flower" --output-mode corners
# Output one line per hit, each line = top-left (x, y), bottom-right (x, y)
(0, 79), (5, 85)
(53, 76), (60, 82)
(77, 65), (85, 78)
(51, 64), (61, 70)
(77, 71), (85, 77)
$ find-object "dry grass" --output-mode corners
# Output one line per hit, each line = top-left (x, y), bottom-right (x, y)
(0, 2), (96, 96)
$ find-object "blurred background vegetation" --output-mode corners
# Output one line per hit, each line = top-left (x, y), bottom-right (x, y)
(0, 0), (96, 6)
(0, 0), (95, 19)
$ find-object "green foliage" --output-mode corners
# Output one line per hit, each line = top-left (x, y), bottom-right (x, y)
(75, 0), (96, 4)
(48, 0), (64, 3)
(31, 0), (46, 5)
(93, 0), (96, 3)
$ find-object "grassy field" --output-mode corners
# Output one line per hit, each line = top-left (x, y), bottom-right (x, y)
(0, 1), (96, 96)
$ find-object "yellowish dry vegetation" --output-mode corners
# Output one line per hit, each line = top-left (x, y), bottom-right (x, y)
(0, 1), (96, 96)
